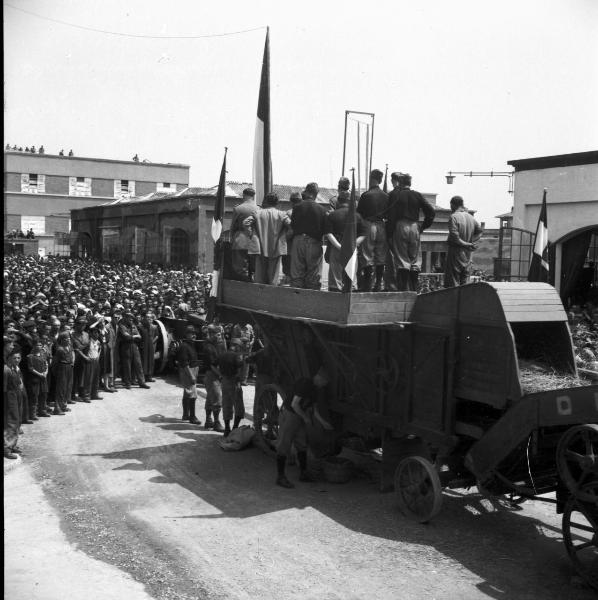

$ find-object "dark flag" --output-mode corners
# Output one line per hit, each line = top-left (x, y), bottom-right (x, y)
(252, 27), (272, 204)
(211, 147), (227, 243)
(383, 164), (388, 193)
(340, 170), (358, 284)
(528, 188), (549, 282)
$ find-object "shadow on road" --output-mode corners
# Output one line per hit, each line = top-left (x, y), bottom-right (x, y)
(73, 414), (590, 600)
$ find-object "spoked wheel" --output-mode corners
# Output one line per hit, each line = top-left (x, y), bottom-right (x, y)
(394, 455), (443, 523)
(562, 488), (598, 590)
(253, 383), (285, 452)
(557, 424), (598, 503)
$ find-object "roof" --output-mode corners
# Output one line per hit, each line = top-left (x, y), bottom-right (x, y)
(507, 151), (598, 172)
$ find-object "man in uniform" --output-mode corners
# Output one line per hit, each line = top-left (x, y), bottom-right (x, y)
(202, 324), (224, 432)
(175, 325), (202, 425)
(444, 195), (483, 287)
(230, 187), (261, 281)
(357, 169), (388, 291)
(281, 192), (303, 283)
(386, 173), (436, 291)
(290, 182), (328, 290)
(328, 176), (350, 212)
(71, 316), (91, 402)
(218, 338), (246, 437)
(118, 312), (149, 389)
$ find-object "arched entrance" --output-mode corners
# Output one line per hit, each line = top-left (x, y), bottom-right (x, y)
(556, 225), (598, 307)
(168, 229), (190, 266)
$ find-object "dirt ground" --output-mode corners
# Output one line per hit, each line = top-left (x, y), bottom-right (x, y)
(4, 377), (596, 600)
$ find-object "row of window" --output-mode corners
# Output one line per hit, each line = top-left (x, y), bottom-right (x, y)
(20, 174), (174, 198)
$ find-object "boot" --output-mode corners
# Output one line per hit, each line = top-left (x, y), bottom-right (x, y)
(359, 266), (374, 292)
(372, 265), (385, 292)
(223, 420), (231, 437)
(233, 416), (242, 430)
(204, 410), (214, 430)
(396, 269), (410, 291)
(409, 270), (419, 292)
(212, 409), (224, 432)
(276, 455), (294, 488)
(188, 400), (201, 425)
(181, 398), (190, 421)
(298, 450), (315, 482)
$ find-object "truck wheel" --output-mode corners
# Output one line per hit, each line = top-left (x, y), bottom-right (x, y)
(557, 424), (598, 503)
(562, 491), (598, 591)
(394, 455), (442, 523)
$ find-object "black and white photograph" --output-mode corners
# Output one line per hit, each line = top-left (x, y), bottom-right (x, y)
(3, 1), (598, 598)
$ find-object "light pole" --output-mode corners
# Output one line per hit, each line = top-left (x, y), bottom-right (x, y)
(445, 170), (514, 194)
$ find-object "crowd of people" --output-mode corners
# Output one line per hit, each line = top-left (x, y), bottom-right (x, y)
(6, 228), (36, 239)
(5, 144), (73, 156)
(228, 170), (483, 293)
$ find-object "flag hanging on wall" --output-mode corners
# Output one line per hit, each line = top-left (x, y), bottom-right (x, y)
(528, 188), (550, 282)
(252, 27), (272, 204)
(211, 147), (227, 243)
(340, 171), (358, 284)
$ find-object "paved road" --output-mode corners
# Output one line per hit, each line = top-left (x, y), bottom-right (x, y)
(4, 377), (595, 600)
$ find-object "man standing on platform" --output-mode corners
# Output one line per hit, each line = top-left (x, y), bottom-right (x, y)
(444, 195), (483, 287)
(290, 182), (328, 290)
(386, 173), (436, 291)
(357, 169), (388, 291)
(230, 188), (261, 282)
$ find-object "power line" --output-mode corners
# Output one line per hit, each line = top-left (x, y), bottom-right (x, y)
(5, 3), (267, 40)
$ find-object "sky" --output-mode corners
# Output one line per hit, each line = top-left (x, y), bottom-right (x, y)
(4, 0), (598, 226)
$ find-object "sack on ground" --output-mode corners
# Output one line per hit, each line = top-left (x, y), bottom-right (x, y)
(219, 425), (255, 451)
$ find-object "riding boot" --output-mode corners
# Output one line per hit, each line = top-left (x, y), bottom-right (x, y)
(276, 455), (294, 488)
(373, 265), (385, 291)
(188, 400), (201, 425)
(204, 410), (214, 430)
(223, 420), (231, 437)
(181, 397), (190, 421)
(409, 270), (420, 292)
(233, 415), (242, 430)
(359, 266), (373, 292)
(396, 269), (410, 291)
(212, 409), (224, 432)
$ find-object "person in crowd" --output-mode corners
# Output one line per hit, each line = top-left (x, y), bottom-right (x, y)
(98, 314), (117, 393)
(4, 350), (25, 459)
(25, 337), (50, 419)
(218, 338), (246, 437)
(248, 336), (278, 440)
(254, 192), (291, 285)
(202, 324), (224, 432)
(231, 322), (254, 385)
(281, 191), (303, 283)
(356, 169), (389, 292)
(386, 172), (436, 292)
(139, 312), (158, 383)
(328, 176), (351, 212)
(71, 316), (91, 402)
(444, 196), (483, 287)
(230, 187), (261, 281)
(87, 324), (103, 400)
(118, 312), (149, 390)
(289, 182), (328, 289)
(175, 325), (202, 425)
(325, 191), (367, 292)
(51, 331), (74, 415)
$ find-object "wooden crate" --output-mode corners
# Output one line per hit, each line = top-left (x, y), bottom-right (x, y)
(219, 280), (416, 325)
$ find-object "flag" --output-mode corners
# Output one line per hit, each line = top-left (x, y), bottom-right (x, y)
(528, 189), (549, 282)
(211, 147), (227, 243)
(383, 164), (388, 193)
(252, 27), (272, 204)
(340, 171), (358, 283)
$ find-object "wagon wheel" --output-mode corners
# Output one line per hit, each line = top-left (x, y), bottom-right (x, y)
(562, 489), (598, 591)
(557, 424), (598, 503)
(394, 455), (443, 523)
(253, 383), (285, 452)
(154, 319), (171, 374)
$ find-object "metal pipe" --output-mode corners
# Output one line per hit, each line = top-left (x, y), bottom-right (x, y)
(365, 124), (370, 189)
(357, 123), (362, 193)
(342, 111), (348, 176)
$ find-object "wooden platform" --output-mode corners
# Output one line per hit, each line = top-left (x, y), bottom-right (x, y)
(219, 280), (416, 326)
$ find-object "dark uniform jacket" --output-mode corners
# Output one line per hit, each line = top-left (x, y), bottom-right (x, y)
(357, 186), (388, 222)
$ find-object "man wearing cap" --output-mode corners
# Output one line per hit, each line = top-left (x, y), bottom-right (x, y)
(72, 316), (92, 402)
(444, 195), (483, 287)
(254, 192), (291, 285)
(357, 169), (389, 291)
(290, 182), (328, 290)
(328, 176), (351, 213)
(175, 326), (202, 425)
(230, 187), (261, 282)
(139, 312), (158, 383)
(202, 325), (224, 431)
(118, 313), (149, 389)
(386, 173), (436, 291)
(51, 332), (74, 415)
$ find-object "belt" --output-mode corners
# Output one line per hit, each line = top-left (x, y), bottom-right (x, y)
(298, 233), (320, 240)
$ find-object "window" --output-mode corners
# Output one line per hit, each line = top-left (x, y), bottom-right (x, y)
(114, 179), (136, 199)
(69, 176), (92, 196)
(157, 182), (173, 193)
(20, 173), (46, 193)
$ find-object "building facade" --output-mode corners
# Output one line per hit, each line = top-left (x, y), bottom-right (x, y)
(4, 150), (189, 256)
(506, 151), (598, 304)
